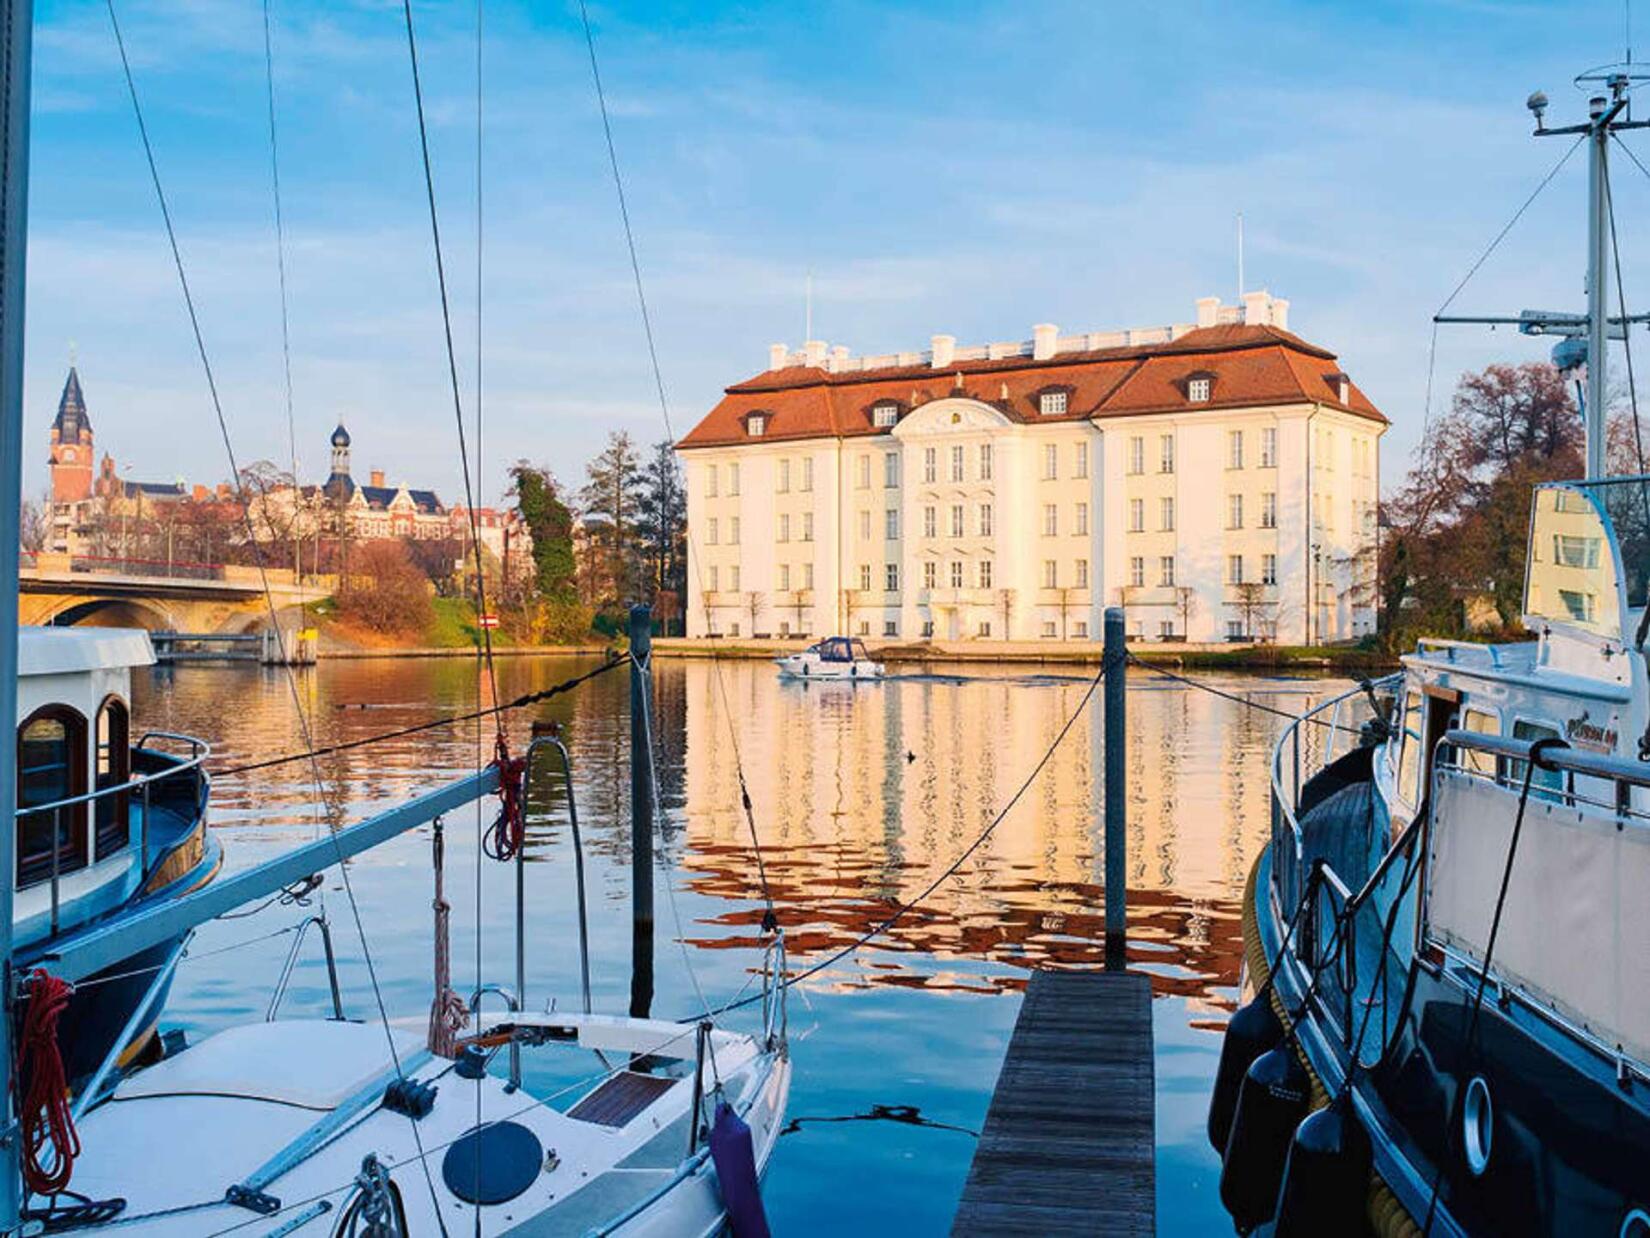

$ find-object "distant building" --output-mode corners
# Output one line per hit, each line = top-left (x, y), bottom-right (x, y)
(676, 292), (1385, 645)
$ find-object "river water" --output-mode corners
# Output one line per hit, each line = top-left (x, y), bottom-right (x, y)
(130, 655), (1350, 1236)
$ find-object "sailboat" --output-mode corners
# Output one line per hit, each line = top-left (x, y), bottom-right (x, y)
(0, 3), (790, 1234)
(1208, 65), (1650, 1236)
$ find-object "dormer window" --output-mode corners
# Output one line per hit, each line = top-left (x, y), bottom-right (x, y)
(1188, 377), (1212, 403)
(746, 412), (767, 437)
(872, 402), (899, 429)
(1039, 391), (1068, 416)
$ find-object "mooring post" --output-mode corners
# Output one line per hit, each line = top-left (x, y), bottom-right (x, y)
(1103, 605), (1127, 971)
(628, 603), (655, 1019)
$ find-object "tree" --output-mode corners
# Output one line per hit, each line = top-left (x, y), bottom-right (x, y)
(745, 590), (765, 637)
(405, 535), (468, 597)
(1173, 586), (1197, 639)
(1056, 587), (1081, 640)
(1231, 581), (1274, 641)
(509, 462), (576, 600)
(637, 440), (686, 608)
(788, 588), (808, 635)
(578, 432), (644, 610)
(996, 588), (1016, 639)
(336, 540), (433, 636)
(842, 588), (864, 635)
(18, 499), (44, 554)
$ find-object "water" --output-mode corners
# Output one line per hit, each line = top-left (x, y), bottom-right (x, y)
(130, 655), (1352, 1235)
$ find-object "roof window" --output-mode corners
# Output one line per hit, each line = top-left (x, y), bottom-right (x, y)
(1188, 377), (1211, 403)
(747, 413), (767, 437)
(1039, 391), (1068, 416)
(872, 402), (899, 429)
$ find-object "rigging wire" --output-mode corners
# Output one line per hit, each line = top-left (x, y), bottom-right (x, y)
(471, 2), (486, 1232)
(576, 0), (778, 927)
(102, 2), (447, 1223)
(1125, 655), (1367, 734)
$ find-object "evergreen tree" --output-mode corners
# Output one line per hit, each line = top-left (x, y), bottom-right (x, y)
(638, 439), (687, 607)
(578, 430), (644, 609)
(508, 461), (576, 600)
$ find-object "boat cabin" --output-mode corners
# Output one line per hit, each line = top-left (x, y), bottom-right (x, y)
(811, 637), (872, 664)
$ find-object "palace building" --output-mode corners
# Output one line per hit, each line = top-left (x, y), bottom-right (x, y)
(676, 292), (1385, 645)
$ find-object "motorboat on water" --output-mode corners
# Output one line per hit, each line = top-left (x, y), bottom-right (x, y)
(15, 625), (218, 1084)
(1209, 68), (1650, 1237)
(775, 636), (885, 681)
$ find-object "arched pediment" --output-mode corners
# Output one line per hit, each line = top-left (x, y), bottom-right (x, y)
(890, 397), (1012, 438)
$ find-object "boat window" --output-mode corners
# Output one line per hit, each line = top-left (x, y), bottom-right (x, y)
(1524, 485), (1623, 636)
(1567, 478), (1650, 613)
(1397, 689), (1423, 807)
(16, 705), (89, 888)
(95, 696), (131, 860)
(1506, 720), (1566, 803)
(1457, 708), (1498, 776)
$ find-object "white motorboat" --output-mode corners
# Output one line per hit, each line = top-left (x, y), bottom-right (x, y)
(775, 636), (885, 681)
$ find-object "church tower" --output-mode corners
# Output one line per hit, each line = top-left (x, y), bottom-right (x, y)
(323, 422), (356, 500)
(48, 367), (94, 503)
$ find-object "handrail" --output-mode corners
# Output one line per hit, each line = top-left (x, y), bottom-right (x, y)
(15, 733), (212, 820)
(267, 914), (345, 1023)
(469, 985), (521, 1090)
(525, 734), (592, 1017)
(1438, 727), (1650, 785)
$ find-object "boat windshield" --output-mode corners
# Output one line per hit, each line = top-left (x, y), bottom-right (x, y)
(1524, 479), (1650, 638)
(815, 638), (854, 662)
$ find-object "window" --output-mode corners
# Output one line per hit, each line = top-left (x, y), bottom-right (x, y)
(1075, 441), (1089, 479)
(1043, 443), (1058, 480)
(860, 564), (872, 591)
(1040, 391), (1068, 416)
(729, 622), (739, 637)
(979, 503), (994, 537)
(1043, 504), (1058, 536)
(886, 509), (900, 540)
(1458, 708), (1499, 776)
(885, 452), (900, 487)
(728, 463), (740, 494)
(709, 565), (719, 592)
(1129, 556), (1145, 588)
(1508, 720), (1566, 802)
(778, 564), (790, 591)
(922, 620), (935, 637)
(1228, 430), (1244, 469)
(951, 504), (965, 537)
(1159, 620), (1175, 639)
(1228, 620), (1244, 640)
(802, 512), (814, 542)
(873, 402), (899, 428)
(979, 443), (993, 481)
(1262, 553), (1277, 585)
(1261, 492), (1277, 529)
(706, 465), (718, 497)
(979, 559), (993, 588)
(802, 458), (815, 492)
(1160, 435), (1175, 473)
(1128, 436), (1144, 475)
(1261, 427), (1277, 468)
(777, 513), (790, 542)
(1188, 377), (1211, 402)
(778, 459), (791, 492)
(1043, 560), (1058, 588)
(951, 445), (965, 482)
(803, 562), (815, 589)
(707, 518), (718, 545)
(884, 620), (899, 637)
(729, 565), (740, 591)
(94, 696), (130, 860)
(978, 621), (992, 638)
(858, 620), (871, 637)
(1075, 503), (1089, 535)
(1228, 554), (1244, 584)
(1042, 621), (1058, 638)
(1160, 497), (1175, 531)
(1228, 494), (1243, 529)
(1159, 555), (1176, 587)
(1073, 621), (1089, 638)
(923, 448), (937, 483)
(923, 506), (937, 538)
(951, 561), (964, 588)
(885, 563), (900, 592)
(1075, 559), (1089, 588)
(747, 414), (766, 437)
(858, 510), (871, 540)
(729, 517), (740, 545)
(923, 561), (937, 589)
(1129, 499), (1144, 533)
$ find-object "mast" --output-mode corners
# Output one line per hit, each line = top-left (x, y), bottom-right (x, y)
(0, 0), (31, 1230)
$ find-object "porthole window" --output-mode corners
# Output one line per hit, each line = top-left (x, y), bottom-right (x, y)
(1462, 1075), (1493, 1177)
(1620, 1207), (1650, 1238)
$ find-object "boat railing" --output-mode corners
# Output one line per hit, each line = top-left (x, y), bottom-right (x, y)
(1413, 636), (1506, 669)
(267, 913), (346, 1024)
(15, 730), (212, 934)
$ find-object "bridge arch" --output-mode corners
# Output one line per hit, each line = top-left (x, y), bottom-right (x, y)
(42, 597), (180, 632)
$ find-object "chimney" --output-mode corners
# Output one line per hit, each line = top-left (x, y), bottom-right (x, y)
(1032, 323), (1059, 361)
(370, 469), (386, 488)
(768, 343), (788, 371)
(1331, 372), (1350, 404)
(192, 483), (208, 501)
(829, 344), (850, 372)
(803, 339), (827, 368)
(1271, 298), (1289, 331)
(930, 334), (955, 369)
(1195, 296), (1220, 328)
(1242, 289), (1272, 326)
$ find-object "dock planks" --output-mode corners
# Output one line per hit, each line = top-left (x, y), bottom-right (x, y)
(953, 969), (1155, 1237)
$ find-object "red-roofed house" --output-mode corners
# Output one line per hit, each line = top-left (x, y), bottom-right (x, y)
(677, 292), (1385, 644)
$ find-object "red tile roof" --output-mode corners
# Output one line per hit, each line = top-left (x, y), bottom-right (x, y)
(677, 323), (1385, 449)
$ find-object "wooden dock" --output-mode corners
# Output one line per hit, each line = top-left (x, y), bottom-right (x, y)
(953, 969), (1155, 1237)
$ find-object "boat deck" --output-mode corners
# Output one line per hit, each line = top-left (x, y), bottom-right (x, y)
(952, 969), (1155, 1236)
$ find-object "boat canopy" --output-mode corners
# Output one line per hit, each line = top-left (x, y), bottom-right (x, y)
(1524, 478), (1650, 642)
(18, 627), (154, 677)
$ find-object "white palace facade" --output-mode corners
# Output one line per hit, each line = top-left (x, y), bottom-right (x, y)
(677, 292), (1384, 645)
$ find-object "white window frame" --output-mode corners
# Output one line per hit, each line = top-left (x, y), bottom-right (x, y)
(1040, 390), (1069, 416)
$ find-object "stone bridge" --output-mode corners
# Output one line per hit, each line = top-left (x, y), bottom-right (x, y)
(19, 552), (332, 633)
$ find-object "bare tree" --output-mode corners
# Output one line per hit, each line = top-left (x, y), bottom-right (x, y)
(842, 588), (864, 635)
(1231, 581), (1273, 641)
(1056, 587), (1081, 640)
(996, 587), (1016, 639)
(1173, 586), (1197, 640)
(745, 590), (765, 637)
(18, 499), (45, 554)
(788, 589), (808, 636)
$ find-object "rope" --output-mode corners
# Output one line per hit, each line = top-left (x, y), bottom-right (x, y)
(482, 734), (527, 862)
(1126, 655), (1368, 733)
(214, 655), (622, 776)
(16, 971), (79, 1197)
(426, 819), (468, 1059)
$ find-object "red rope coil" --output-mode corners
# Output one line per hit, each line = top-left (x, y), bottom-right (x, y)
(16, 970), (79, 1197)
(484, 735), (527, 862)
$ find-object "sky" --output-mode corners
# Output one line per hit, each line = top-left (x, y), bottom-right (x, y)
(19, 0), (1650, 509)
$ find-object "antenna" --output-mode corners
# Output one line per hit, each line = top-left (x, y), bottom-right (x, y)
(1236, 212), (1245, 300)
(805, 269), (813, 342)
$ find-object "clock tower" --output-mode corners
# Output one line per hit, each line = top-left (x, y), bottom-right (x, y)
(48, 367), (94, 503)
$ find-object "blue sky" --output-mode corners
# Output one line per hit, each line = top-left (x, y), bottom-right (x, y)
(20, 0), (1650, 507)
